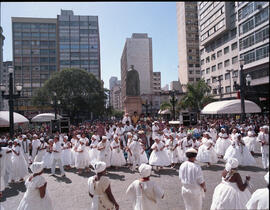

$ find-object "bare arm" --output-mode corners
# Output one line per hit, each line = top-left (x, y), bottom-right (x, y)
(38, 182), (47, 198)
(105, 185), (119, 210)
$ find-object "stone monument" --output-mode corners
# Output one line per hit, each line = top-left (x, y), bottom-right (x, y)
(124, 65), (142, 115)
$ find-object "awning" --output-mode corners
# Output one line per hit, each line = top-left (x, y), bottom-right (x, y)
(0, 111), (29, 127)
(201, 99), (261, 114)
(31, 113), (62, 122)
(158, 109), (171, 115)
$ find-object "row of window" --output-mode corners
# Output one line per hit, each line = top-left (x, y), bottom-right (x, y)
(238, 2), (267, 21)
(201, 56), (238, 75)
(239, 6), (269, 36)
(240, 43), (269, 65)
(188, 77), (201, 82)
(59, 20), (98, 27)
(13, 23), (56, 30)
(201, 19), (225, 42)
(200, 6), (224, 32)
(59, 36), (99, 42)
(188, 70), (201, 75)
(14, 57), (56, 64)
(14, 40), (56, 47)
(59, 44), (98, 50)
(14, 49), (56, 55)
(239, 26), (269, 51)
(60, 60), (99, 65)
(14, 65), (56, 71)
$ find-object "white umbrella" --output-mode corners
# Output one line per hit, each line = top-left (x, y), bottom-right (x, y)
(0, 111), (29, 127)
(201, 99), (261, 114)
(31, 113), (62, 122)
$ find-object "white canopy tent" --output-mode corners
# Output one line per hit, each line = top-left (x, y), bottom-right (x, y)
(31, 113), (62, 122)
(0, 111), (29, 127)
(158, 109), (171, 115)
(201, 99), (261, 115)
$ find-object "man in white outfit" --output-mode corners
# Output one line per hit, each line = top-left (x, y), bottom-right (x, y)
(129, 137), (141, 171)
(31, 134), (41, 162)
(20, 135), (31, 166)
(51, 136), (66, 177)
(257, 126), (269, 169)
(179, 148), (206, 210)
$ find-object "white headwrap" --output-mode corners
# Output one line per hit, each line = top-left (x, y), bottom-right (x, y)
(22, 135), (27, 139)
(264, 172), (269, 184)
(64, 136), (68, 139)
(33, 134), (38, 138)
(79, 139), (85, 144)
(185, 148), (198, 154)
(247, 131), (253, 137)
(14, 139), (19, 144)
(127, 132), (132, 136)
(76, 134), (81, 139)
(94, 161), (106, 174)
(139, 163), (152, 178)
(225, 158), (239, 171)
(91, 135), (97, 140)
(30, 161), (44, 174)
(102, 136), (107, 141)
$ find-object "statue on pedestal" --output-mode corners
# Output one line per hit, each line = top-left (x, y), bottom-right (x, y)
(126, 65), (140, 96)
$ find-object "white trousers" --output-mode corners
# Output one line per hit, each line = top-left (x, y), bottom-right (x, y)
(261, 146), (269, 169)
(182, 184), (203, 210)
(51, 158), (65, 175)
(132, 153), (140, 170)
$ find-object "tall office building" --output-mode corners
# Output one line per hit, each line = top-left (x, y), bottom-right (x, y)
(152, 72), (161, 93)
(57, 10), (101, 79)
(109, 76), (118, 90)
(12, 17), (58, 115)
(121, 33), (153, 109)
(198, 2), (239, 99)
(176, 2), (201, 92)
(237, 2), (269, 104)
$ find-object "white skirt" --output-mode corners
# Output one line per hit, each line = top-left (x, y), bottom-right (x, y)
(89, 148), (99, 166)
(75, 151), (89, 169)
(140, 151), (148, 164)
(61, 149), (72, 166)
(149, 150), (170, 166)
(111, 148), (126, 167)
(177, 147), (187, 163)
(196, 145), (218, 164)
(34, 150), (46, 163)
(43, 152), (53, 169)
(210, 180), (251, 210)
(215, 138), (231, 156)
(11, 154), (28, 180)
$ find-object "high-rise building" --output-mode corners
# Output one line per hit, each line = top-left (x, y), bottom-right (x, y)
(1, 61), (13, 111)
(198, 2), (239, 99)
(57, 10), (101, 79)
(111, 82), (122, 110)
(12, 17), (58, 116)
(170, 80), (181, 91)
(0, 26), (5, 110)
(109, 76), (118, 90)
(176, 2), (201, 91)
(121, 33), (153, 109)
(237, 2), (269, 105)
(152, 72), (161, 93)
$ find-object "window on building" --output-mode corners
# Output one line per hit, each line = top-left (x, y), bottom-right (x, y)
(225, 86), (231, 93)
(213, 89), (217, 94)
(211, 53), (216, 60)
(231, 42), (238, 51)
(224, 59), (230, 67)
(206, 68), (210, 74)
(225, 73), (230, 80)
(211, 65), (216, 72)
(218, 62), (223, 69)
(195, 64), (200, 67)
(196, 70), (201, 74)
(189, 64), (194, 67)
(206, 56), (210, 63)
(212, 77), (217, 83)
(189, 78), (194, 82)
(224, 46), (229, 54)
(189, 70), (193, 74)
(201, 70), (205, 75)
(231, 28), (237, 38)
(196, 78), (200, 81)
(232, 56), (238, 64)
(201, 59), (205, 65)
(189, 56), (193, 60)
(207, 79), (210, 84)
(217, 50), (222, 57)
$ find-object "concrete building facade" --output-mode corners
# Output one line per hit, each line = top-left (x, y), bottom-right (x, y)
(152, 72), (161, 93)
(121, 33), (153, 109)
(176, 2), (201, 91)
(111, 82), (122, 110)
(57, 10), (101, 79)
(170, 80), (181, 91)
(198, 2), (240, 99)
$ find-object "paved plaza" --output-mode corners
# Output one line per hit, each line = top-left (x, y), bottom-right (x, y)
(0, 147), (268, 210)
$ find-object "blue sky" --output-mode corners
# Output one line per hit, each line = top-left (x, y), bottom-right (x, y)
(1, 2), (179, 89)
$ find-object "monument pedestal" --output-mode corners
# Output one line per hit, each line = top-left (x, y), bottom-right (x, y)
(124, 96), (142, 116)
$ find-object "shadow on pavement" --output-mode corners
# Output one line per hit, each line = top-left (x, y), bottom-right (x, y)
(238, 165), (266, 172)
(53, 175), (73, 184)
(107, 172), (125, 181)
(201, 164), (224, 171)
(156, 168), (178, 176)
(0, 182), (26, 202)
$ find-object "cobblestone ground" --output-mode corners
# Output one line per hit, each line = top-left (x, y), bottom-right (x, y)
(1, 146), (268, 210)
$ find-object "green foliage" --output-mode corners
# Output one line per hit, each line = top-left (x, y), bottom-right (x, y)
(32, 68), (107, 119)
(112, 109), (124, 118)
(178, 79), (215, 113)
(160, 101), (172, 111)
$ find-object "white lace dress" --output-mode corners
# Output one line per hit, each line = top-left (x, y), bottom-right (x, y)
(110, 140), (126, 167)
(215, 133), (231, 156)
(210, 177), (251, 210)
(11, 146), (28, 181)
(17, 175), (53, 210)
(196, 139), (218, 164)
(149, 142), (170, 167)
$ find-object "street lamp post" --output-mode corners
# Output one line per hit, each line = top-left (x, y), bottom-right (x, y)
(0, 67), (22, 139)
(233, 59), (251, 123)
(50, 91), (61, 120)
(169, 90), (177, 120)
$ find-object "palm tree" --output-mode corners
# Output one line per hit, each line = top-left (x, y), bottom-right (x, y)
(160, 101), (172, 111)
(178, 79), (215, 115)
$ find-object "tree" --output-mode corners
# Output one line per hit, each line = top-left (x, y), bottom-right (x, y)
(178, 79), (215, 114)
(32, 68), (107, 122)
(160, 101), (172, 111)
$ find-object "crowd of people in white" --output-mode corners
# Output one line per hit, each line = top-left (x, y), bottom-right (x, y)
(0, 114), (269, 210)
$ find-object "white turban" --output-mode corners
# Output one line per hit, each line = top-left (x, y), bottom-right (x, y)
(247, 131), (253, 137)
(22, 135), (27, 139)
(139, 163), (152, 178)
(185, 148), (198, 154)
(33, 134), (38, 138)
(94, 161), (106, 174)
(40, 137), (44, 141)
(102, 136), (107, 140)
(76, 134), (81, 139)
(14, 139), (19, 144)
(113, 134), (118, 139)
(64, 136), (68, 139)
(263, 125), (269, 130)
(79, 139), (85, 144)
(91, 135), (97, 140)
(225, 158), (239, 171)
(153, 135), (160, 140)
(264, 172), (269, 184)
(127, 132), (132, 136)
(30, 161), (44, 174)
(48, 139), (54, 143)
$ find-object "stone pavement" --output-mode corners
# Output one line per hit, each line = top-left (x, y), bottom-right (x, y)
(0, 149), (268, 210)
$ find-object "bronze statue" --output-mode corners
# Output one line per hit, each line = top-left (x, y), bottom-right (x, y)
(126, 65), (140, 96)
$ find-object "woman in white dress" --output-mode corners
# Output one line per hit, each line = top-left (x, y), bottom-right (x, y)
(138, 139), (148, 164)
(110, 135), (126, 168)
(43, 139), (53, 170)
(17, 161), (53, 210)
(243, 131), (257, 156)
(126, 132), (134, 167)
(176, 135), (187, 163)
(11, 139), (29, 183)
(196, 132), (218, 167)
(61, 136), (72, 170)
(70, 135), (80, 168)
(0, 145), (12, 198)
(34, 138), (47, 162)
(149, 135), (170, 171)
(224, 134), (256, 166)
(210, 158), (251, 210)
(166, 135), (179, 168)
(88, 161), (119, 210)
(126, 163), (164, 210)
(88, 135), (99, 166)
(75, 139), (89, 174)
(215, 128), (231, 158)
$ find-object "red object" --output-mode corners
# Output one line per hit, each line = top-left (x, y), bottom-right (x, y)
(237, 91), (240, 99)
